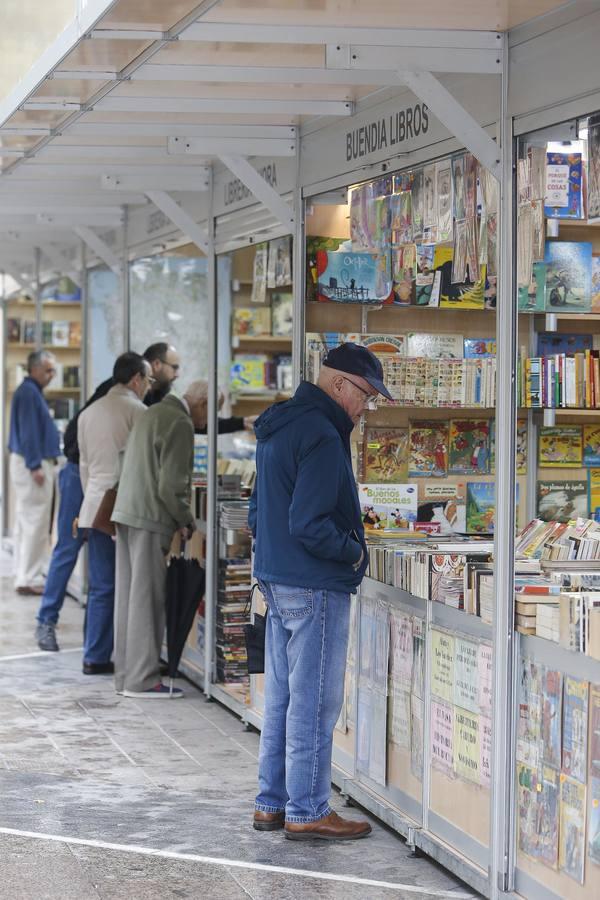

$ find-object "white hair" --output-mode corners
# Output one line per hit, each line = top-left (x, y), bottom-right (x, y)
(183, 380), (209, 406)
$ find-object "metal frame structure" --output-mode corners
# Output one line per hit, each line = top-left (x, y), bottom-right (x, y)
(1, 3), (598, 899)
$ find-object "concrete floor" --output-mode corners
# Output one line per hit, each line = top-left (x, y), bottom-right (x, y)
(0, 552), (478, 900)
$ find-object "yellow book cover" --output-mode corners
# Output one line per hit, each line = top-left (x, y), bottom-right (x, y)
(589, 468), (600, 518)
(538, 426), (582, 467)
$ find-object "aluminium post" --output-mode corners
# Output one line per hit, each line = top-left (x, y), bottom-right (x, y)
(204, 166), (217, 696)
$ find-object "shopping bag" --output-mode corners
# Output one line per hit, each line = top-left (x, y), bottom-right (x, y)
(243, 584), (266, 675)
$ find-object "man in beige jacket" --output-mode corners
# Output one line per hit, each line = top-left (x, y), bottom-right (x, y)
(78, 352), (152, 675)
(112, 381), (209, 698)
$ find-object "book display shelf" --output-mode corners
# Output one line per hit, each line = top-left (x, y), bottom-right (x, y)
(511, 117), (600, 900)
(303, 154), (502, 885)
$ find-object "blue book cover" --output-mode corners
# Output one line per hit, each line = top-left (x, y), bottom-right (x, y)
(544, 241), (592, 313)
(466, 482), (495, 533)
(463, 338), (496, 358)
(536, 332), (593, 356)
(544, 151), (583, 219)
(518, 261), (546, 312)
(316, 249), (392, 304)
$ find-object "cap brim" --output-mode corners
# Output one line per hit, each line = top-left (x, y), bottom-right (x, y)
(363, 375), (394, 401)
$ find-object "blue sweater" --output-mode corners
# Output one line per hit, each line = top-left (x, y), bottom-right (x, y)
(249, 381), (369, 593)
(8, 377), (60, 470)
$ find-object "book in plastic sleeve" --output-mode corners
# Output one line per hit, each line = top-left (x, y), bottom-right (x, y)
(538, 426), (583, 468)
(544, 240), (592, 313)
(408, 422), (449, 478)
(358, 483), (417, 531)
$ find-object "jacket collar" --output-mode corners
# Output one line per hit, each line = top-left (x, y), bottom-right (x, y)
(294, 381), (355, 441)
(24, 375), (43, 393)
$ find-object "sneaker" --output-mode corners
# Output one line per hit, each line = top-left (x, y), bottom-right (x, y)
(122, 683), (184, 699)
(35, 622), (59, 652)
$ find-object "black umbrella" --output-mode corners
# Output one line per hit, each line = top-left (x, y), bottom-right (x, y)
(165, 549), (206, 695)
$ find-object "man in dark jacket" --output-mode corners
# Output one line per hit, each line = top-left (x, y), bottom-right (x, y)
(249, 343), (392, 841)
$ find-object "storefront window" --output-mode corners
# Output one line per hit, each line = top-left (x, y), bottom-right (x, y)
(87, 265), (123, 393)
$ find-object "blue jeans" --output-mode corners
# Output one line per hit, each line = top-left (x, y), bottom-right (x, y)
(255, 581), (350, 823)
(83, 528), (116, 664)
(37, 462), (85, 625)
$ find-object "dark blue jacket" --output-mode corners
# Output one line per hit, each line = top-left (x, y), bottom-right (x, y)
(249, 381), (369, 593)
(8, 377), (60, 470)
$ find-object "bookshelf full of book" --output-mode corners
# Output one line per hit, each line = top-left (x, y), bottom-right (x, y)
(510, 116), (600, 899)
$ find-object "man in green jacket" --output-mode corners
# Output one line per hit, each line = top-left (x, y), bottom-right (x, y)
(112, 381), (208, 698)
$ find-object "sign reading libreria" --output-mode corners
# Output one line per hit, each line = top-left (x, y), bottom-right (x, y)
(346, 103), (429, 162)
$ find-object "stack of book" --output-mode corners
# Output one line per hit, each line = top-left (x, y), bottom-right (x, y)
(383, 357), (496, 408)
(216, 559), (251, 684)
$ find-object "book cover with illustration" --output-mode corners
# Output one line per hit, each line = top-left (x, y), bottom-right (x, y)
(316, 249), (393, 304)
(544, 241), (592, 313)
(592, 256), (600, 313)
(232, 307), (272, 337)
(22, 321), (36, 345)
(466, 482), (496, 533)
(537, 479), (588, 522)
(271, 293), (293, 336)
(363, 427), (409, 482)
(267, 236), (292, 288)
(229, 355), (267, 392)
(448, 419), (491, 474)
(345, 333), (406, 359)
(589, 776), (600, 866)
(414, 243), (438, 306)
(51, 321), (70, 347)
(391, 243), (416, 305)
(417, 483), (466, 534)
(588, 468), (600, 519)
(562, 676), (588, 784)
(463, 338), (496, 358)
(305, 332), (344, 383)
(536, 332), (593, 356)
(358, 483), (418, 531)
(68, 321), (81, 347)
(544, 151), (584, 220)
(408, 422), (449, 478)
(538, 426), (583, 468)
(406, 332), (463, 359)
(516, 419), (528, 474)
(518, 261), (546, 312)
(389, 191), (412, 245)
(306, 236), (346, 302)
(6, 318), (21, 343)
(430, 554), (466, 606)
(541, 667), (562, 769)
(559, 776), (586, 883)
(583, 425), (600, 466)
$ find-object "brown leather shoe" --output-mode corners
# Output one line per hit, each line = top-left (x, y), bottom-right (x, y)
(285, 811), (372, 841)
(16, 585), (44, 596)
(253, 810), (285, 831)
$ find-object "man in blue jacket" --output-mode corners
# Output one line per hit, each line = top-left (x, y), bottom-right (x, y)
(8, 350), (60, 594)
(249, 343), (393, 841)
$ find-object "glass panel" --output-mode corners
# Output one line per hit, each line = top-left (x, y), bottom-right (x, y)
(87, 265), (123, 393)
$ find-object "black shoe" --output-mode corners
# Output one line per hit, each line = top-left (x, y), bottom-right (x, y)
(83, 661), (114, 675)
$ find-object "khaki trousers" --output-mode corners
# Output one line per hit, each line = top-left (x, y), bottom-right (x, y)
(114, 523), (168, 693)
(10, 454), (54, 588)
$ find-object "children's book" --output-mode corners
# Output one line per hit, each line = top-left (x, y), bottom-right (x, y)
(559, 776), (586, 883)
(589, 776), (600, 866)
(518, 261), (546, 312)
(516, 418), (528, 475)
(306, 236), (346, 302)
(417, 483), (466, 534)
(463, 338), (496, 358)
(389, 191), (412, 245)
(536, 332), (593, 356)
(537, 766), (561, 868)
(544, 241), (592, 313)
(592, 256), (600, 313)
(538, 426), (583, 468)
(588, 468), (600, 520)
(451, 153), (466, 221)
(316, 249), (393, 304)
(391, 243), (416, 305)
(22, 321), (36, 345)
(414, 243), (438, 306)
(537, 480), (588, 523)
(544, 151), (584, 220)
(562, 676), (588, 784)
(68, 321), (81, 347)
(271, 293), (293, 336)
(436, 159), (453, 243)
(363, 427), (409, 483)
(358, 483), (418, 531)
(583, 425), (600, 467)
(408, 422), (449, 478)
(51, 321), (70, 347)
(267, 236), (292, 288)
(406, 332), (463, 359)
(541, 667), (562, 768)
(466, 482), (495, 533)
(229, 355), (268, 392)
(6, 318), (21, 343)
(448, 419), (491, 474)
(232, 307), (272, 337)
(345, 333), (406, 358)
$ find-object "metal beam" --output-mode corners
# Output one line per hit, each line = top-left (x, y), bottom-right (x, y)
(21, 101), (83, 111)
(73, 225), (122, 275)
(0, 204), (124, 216)
(168, 136), (296, 157)
(88, 28), (169, 40)
(10, 164), (210, 178)
(131, 63), (401, 86)
(398, 70), (501, 179)
(180, 23), (501, 48)
(68, 123), (296, 139)
(219, 154), (294, 231)
(52, 69), (119, 80)
(0, 127), (53, 136)
(36, 146), (183, 160)
(326, 43), (502, 75)
(145, 190), (209, 254)
(94, 96), (353, 116)
(38, 212), (124, 227)
(102, 172), (210, 192)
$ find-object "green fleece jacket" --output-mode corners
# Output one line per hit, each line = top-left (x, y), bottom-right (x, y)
(112, 394), (194, 538)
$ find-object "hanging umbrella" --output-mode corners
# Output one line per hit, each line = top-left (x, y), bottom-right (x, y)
(165, 547), (206, 695)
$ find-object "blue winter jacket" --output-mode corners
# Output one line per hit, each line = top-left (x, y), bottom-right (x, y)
(249, 381), (369, 593)
(8, 377), (60, 470)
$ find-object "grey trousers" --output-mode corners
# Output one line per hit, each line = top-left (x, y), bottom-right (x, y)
(114, 523), (168, 693)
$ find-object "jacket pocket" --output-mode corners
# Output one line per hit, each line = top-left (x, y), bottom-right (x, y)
(270, 583), (314, 618)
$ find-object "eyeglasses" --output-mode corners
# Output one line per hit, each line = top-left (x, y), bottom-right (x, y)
(159, 358), (180, 372)
(341, 376), (378, 410)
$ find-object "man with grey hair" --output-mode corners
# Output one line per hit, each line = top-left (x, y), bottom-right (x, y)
(111, 381), (210, 698)
(8, 350), (60, 594)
